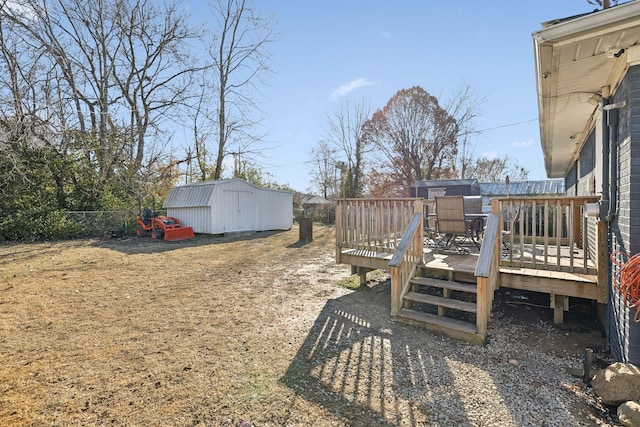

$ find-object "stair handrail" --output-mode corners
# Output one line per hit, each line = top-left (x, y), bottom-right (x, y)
(389, 213), (424, 316)
(474, 213), (501, 337)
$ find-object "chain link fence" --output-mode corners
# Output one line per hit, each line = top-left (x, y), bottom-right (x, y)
(65, 210), (140, 238)
(299, 205), (335, 224)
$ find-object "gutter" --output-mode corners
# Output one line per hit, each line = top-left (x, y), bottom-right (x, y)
(532, 1), (640, 43)
(532, 1), (640, 178)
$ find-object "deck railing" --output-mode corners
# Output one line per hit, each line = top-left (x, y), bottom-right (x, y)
(492, 196), (600, 274)
(474, 213), (502, 337)
(335, 198), (423, 262)
(389, 213), (424, 315)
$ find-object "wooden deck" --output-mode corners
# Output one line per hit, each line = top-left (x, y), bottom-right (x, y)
(342, 243), (598, 291)
(335, 197), (605, 345)
(341, 237), (599, 331)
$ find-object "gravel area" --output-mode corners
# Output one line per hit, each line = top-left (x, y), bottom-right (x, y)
(283, 279), (615, 427)
(0, 224), (616, 426)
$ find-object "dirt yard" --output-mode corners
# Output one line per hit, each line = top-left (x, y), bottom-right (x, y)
(0, 225), (617, 426)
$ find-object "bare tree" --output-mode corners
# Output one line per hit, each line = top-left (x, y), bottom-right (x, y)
(0, 1), (72, 200)
(0, 0), (209, 204)
(324, 100), (371, 198)
(111, 0), (205, 173)
(189, 72), (218, 181)
(362, 86), (459, 194)
(2, 0), (126, 182)
(445, 84), (484, 179)
(467, 155), (529, 182)
(208, 0), (274, 180)
(307, 140), (338, 199)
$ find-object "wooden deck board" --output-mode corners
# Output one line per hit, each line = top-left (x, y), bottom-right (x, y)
(499, 266), (597, 283)
(341, 248), (394, 260)
(393, 309), (485, 345)
(340, 242), (598, 291)
(404, 292), (477, 313)
(410, 276), (478, 294)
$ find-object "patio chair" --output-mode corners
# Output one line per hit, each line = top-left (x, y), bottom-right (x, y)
(463, 196), (485, 246)
(435, 196), (470, 254)
(463, 196), (482, 215)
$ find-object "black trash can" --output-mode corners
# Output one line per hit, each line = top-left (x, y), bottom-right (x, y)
(298, 217), (313, 242)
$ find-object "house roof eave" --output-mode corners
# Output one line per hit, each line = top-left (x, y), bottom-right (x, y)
(532, 1), (640, 179)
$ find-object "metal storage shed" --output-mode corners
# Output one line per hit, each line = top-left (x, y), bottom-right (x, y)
(163, 178), (293, 234)
(410, 179), (481, 199)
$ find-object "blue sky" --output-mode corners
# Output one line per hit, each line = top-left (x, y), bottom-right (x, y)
(193, 1), (598, 192)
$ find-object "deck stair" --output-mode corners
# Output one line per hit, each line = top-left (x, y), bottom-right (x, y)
(393, 274), (485, 344)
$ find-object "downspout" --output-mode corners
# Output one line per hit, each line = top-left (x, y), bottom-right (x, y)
(605, 101), (627, 222)
(606, 107), (619, 222)
(600, 94), (610, 351)
(601, 94), (609, 223)
(603, 99), (627, 357)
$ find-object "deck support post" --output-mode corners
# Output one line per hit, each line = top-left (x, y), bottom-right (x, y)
(552, 293), (567, 325)
(390, 266), (402, 315)
(476, 277), (489, 338)
(351, 266), (373, 287)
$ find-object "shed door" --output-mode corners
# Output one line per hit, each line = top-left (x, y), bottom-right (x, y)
(428, 188), (446, 200)
(223, 190), (253, 231)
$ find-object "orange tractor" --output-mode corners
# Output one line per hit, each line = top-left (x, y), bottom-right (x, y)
(135, 208), (195, 242)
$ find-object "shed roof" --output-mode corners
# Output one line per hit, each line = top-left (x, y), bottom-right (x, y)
(479, 180), (565, 196)
(164, 183), (216, 208)
(164, 178), (293, 208)
(413, 179), (478, 188)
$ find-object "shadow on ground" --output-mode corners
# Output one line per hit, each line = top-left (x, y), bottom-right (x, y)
(280, 280), (608, 426)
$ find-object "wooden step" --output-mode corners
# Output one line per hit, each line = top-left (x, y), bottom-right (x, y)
(410, 276), (477, 294)
(395, 308), (477, 335)
(404, 292), (477, 313)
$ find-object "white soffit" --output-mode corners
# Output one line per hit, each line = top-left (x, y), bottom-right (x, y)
(533, 1), (640, 178)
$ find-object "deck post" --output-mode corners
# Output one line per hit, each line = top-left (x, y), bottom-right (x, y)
(572, 202), (582, 247)
(553, 293), (565, 325)
(335, 200), (342, 264)
(390, 266), (402, 315)
(351, 266), (372, 286)
(476, 277), (489, 337)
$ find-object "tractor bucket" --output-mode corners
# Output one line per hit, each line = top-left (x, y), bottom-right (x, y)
(163, 226), (195, 241)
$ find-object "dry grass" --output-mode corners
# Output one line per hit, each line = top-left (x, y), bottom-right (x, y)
(0, 226), (356, 426)
(0, 225), (610, 426)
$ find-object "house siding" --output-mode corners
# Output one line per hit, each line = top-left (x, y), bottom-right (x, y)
(609, 64), (640, 364)
(565, 162), (577, 196)
(585, 130), (597, 261)
(580, 129), (599, 261)
(565, 136), (599, 198)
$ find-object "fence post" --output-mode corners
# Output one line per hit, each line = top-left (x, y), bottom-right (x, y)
(335, 201), (342, 264)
